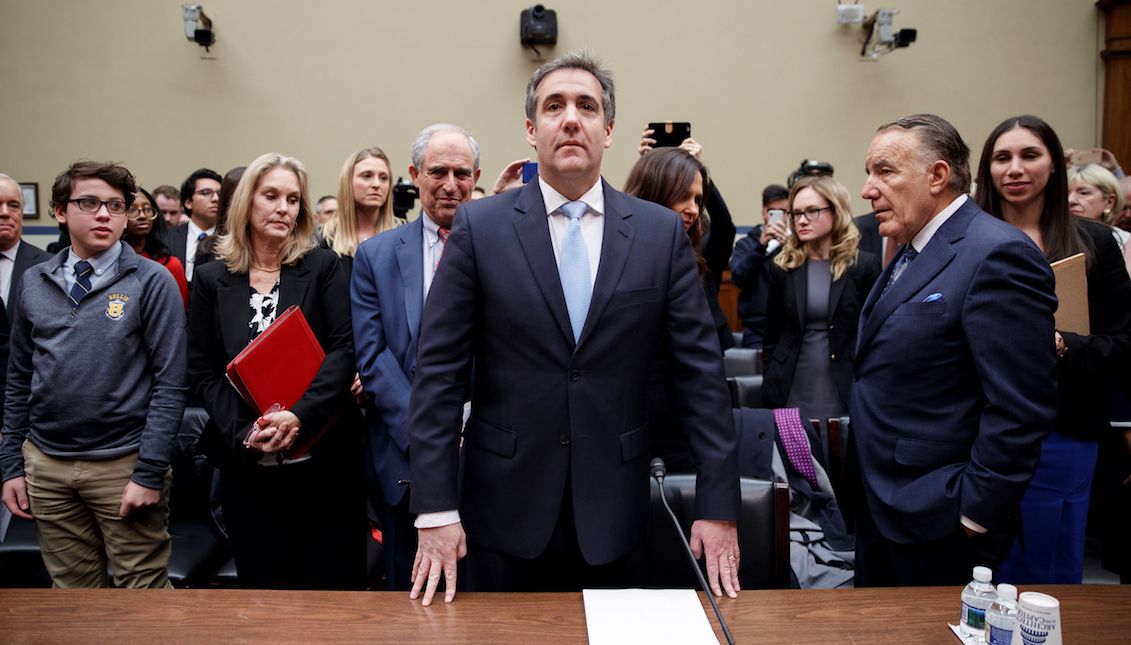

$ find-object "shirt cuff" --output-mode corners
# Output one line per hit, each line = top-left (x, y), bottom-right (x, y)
(415, 510), (461, 529)
(960, 514), (988, 534)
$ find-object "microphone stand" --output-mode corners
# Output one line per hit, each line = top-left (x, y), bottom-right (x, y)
(651, 458), (736, 645)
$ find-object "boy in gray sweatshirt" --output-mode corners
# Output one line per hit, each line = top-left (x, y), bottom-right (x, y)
(0, 161), (187, 587)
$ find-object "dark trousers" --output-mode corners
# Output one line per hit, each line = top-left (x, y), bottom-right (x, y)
(221, 453), (367, 590)
(854, 486), (1015, 587)
(464, 488), (644, 592)
(372, 492), (417, 591)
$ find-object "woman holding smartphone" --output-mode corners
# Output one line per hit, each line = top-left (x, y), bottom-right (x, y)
(762, 176), (880, 424)
(974, 115), (1131, 583)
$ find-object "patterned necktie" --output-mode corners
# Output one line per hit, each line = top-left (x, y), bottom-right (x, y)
(558, 200), (591, 343)
(434, 227), (450, 271)
(882, 245), (918, 295)
(69, 260), (94, 306)
(773, 407), (820, 490)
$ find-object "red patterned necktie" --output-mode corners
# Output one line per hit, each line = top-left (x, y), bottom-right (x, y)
(434, 227), (450, 271)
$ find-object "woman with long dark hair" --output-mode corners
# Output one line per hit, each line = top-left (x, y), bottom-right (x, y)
(974, 114), (1131, 583)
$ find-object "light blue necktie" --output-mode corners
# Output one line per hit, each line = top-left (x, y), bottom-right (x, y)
(558, 200), (591, 342)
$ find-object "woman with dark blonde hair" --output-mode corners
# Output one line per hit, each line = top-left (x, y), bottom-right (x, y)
(189, 152), (365, 590)
(322, 147), (397, 259)
(763, 176), (880, 423)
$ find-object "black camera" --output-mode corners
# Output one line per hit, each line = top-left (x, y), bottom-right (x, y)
(787, 159), (835, 188)
(392, 178), (419, 220)
(520, 5), (557, 48)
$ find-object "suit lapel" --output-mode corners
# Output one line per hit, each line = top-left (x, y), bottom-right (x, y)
(791, 263), (808, 325)
(577, 181), (634, 347)
(512, 182), (575, 346)
(217, 271), (252, 359)
(396, 220), (425, 348)
(857, 205), (972, 353)
(828, 263), (847, 321)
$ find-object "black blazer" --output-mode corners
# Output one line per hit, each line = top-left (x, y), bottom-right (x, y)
(1057, 218), (1131, 440)
(1, 240), (51, 430)
(762, 250), (881, 409)
(187, 249), (360, 465)
(166, 223), (189, 269)
(854, 212), (882, 258)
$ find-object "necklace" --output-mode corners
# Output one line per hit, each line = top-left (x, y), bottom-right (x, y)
(251, 264), (281, 273)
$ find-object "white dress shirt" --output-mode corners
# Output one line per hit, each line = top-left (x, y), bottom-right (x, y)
(0, 240), (19, 307)
(185, 219), (215, 282)
(421, 211), (446, 299)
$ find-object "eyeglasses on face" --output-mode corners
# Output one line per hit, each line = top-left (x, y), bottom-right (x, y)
(194, 188), (219, 198)
(67, 198), (128, 215)
(789, 206), (832, 221)
(126, 205), (157, 221)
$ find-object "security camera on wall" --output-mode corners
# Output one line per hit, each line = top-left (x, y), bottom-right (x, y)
(182, 4), (215, 51)
(520, 5), (557, 58)
(859, 8), (917, 60)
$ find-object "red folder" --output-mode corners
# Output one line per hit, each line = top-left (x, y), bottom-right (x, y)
(225, 305), (329, 458)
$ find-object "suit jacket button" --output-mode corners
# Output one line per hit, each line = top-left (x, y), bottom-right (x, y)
(570, 369), (581, 382)
(559, 433), (570, 445)
(410, 367), (416, 379)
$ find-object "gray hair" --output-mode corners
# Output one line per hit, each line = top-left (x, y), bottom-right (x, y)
(410, 124), (480, 171)
(0, 173), (20, 207)
(877, 113), (971, 195)
(525, 50), (615, 125)
(1070, 163), (1124, 224)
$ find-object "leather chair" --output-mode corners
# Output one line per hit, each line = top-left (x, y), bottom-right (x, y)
(727, 375), (764, 408)
(723, 348), (763, 377)
(167, 406), (232, 587)
(0, 515), (51, 587)
(644, 475), (790, 589)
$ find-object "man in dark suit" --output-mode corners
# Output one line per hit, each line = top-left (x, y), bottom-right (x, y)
(407, 52), (740, 605)
(351, 123), (481, 590)
(850, 114), (1058, 586)
(168, 168), (221, 283)
(731, 184), (788, 348)
(0, 173), (51, 454)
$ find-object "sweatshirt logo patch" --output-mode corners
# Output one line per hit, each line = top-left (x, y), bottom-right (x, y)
(106, 293), (129, 320)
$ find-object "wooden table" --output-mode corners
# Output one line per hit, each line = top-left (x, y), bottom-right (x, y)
(1, 585), (1126, 644)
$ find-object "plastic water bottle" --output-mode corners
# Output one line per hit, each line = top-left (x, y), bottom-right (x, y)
(959, 566), (995, 638)
(984, 583), (1018, 645)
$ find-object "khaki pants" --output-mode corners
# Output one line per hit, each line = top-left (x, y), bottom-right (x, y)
(23, 441), (173, 588)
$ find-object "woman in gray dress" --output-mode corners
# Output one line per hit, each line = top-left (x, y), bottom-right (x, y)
(763, 176), (880, 424)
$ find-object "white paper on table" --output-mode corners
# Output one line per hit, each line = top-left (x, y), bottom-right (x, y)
(583, 588), (719, 645)
(948, 623), (986, 644)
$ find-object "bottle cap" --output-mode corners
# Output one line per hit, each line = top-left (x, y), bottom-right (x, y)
(997, 583), (1017, 600)
(973, 566), (992, 582)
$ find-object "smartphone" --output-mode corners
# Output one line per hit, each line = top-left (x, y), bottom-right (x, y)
(647, 121), (691, 148)
(766, 209), (786, 227)
(1070, 149), (1102, 167)
(522, 161), (538, 184)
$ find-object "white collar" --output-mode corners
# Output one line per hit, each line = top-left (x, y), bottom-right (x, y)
(911, 194), (967, 253)
(537, 177), (605, 217)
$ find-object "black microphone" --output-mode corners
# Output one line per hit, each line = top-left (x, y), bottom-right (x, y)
(650, 458), (736, 645)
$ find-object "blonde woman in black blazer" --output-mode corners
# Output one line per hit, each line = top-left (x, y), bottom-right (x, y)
(763, 176), (881, 423)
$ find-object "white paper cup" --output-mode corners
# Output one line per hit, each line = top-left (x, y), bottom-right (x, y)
(1010, 592), (1062, 645)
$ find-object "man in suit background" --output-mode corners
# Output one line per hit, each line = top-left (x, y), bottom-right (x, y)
(152, 185), (185, 228)
(407, 51), (740, 605)
(169, 168), (221, 283)
(730, 183), (788, 348)
(0, 173), (51, 473)
(850, 114), (1058, 586)
(351, 123), (481, 590)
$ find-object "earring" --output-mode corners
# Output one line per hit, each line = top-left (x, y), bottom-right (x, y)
(1104, 208), (1112, 216)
